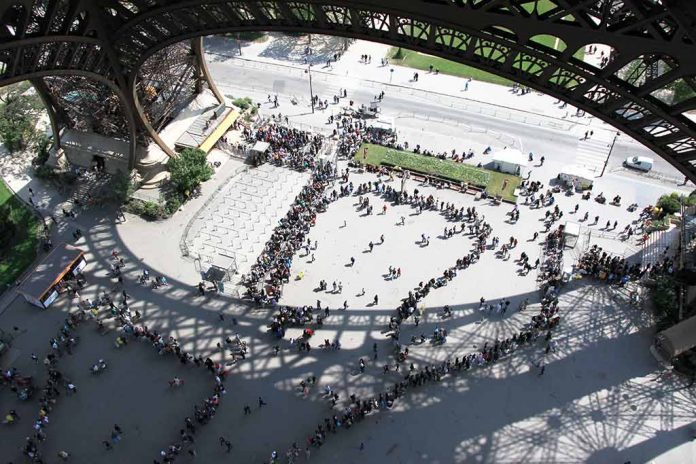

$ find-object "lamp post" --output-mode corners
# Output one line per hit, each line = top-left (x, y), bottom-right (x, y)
(599, 131), (619, 177)
(390, 68), (394, 84)
(305, 64), (315, 113)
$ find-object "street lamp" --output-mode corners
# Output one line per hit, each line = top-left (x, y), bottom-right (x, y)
(599, 131), (619, 177)
(390, 68), (394, 84)
(304, 64), (315, 113)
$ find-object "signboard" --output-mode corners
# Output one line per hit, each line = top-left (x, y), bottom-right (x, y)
(72, 258), (87, 275)
(42, 290), (59, 308)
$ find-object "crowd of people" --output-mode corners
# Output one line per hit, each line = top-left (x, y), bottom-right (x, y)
(263, 166), (530, 356)
(6, 310), (88, 462)
(245, 123), (324, 171)
(7, 79), (672, 462)
(577, 244), (669, 285)
(241, 161), (336, 303)
(234, 150), (653, 460)
(274, 253), (565, 461)
(3, 245), (233, 463)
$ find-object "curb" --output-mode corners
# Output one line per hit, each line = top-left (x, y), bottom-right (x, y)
(209, 52), (591, 128)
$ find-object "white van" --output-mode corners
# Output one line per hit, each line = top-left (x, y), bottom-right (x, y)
(624, 156), (653, 172)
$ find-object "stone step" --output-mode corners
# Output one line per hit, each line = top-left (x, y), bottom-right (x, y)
(139, 170), (170, 190)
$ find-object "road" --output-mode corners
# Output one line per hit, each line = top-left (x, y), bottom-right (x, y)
(206, 56), (691, 204)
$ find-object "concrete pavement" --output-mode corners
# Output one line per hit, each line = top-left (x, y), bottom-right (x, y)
(0, 32), (694, 464)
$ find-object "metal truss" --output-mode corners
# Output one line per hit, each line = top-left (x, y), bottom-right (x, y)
(2, 1), (696, 179)
(39, 75), (131, 139)
(133, 40), (199, 154)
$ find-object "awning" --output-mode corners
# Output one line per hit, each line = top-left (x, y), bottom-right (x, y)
(17, 243), (85, 301)
(655, 314), (696, 358)
(370, 119), (394, 132)
(199, 108), (240, 153)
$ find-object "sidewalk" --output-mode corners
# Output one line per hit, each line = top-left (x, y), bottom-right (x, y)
(207, 35), (606, 129)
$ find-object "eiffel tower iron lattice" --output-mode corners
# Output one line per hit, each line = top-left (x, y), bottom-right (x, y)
(2, 0), (696, 176)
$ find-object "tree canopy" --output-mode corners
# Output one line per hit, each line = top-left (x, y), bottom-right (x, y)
(0, 82), (44, 153)
(168, 148), (213, 197)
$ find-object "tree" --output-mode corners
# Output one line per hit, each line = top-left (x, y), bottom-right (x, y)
(110, 170), (135, 203)
(0, 82), (44, 153)
(656, 192), (682, 215)
(168, 148), (213, 197)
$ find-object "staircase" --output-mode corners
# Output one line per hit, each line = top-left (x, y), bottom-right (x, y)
(182, 163), (312, 277)
(71, 170), (112, 206)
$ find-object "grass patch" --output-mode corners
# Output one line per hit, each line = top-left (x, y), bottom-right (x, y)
(387, 48), (513, 86)
(387, 29), (584, 86)
(355, 143), (519, 201)
(486, 172), (522, 201)
(0, 180), (41, 290)
(235, 32), (268, 42)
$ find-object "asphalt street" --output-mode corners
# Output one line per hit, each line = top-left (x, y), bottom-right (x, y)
(207, 57), (690, 204)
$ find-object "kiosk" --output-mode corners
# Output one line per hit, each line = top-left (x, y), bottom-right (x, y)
(249, 141), (270, 166)
(651, 314), (696, 365)
(17, 243), (86, 309)
(491, 148), (528, 176)
(563, 221), (581, 248)
(558, 165), (594, 190)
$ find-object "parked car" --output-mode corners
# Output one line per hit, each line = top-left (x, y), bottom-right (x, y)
(624, 156), (653, 172)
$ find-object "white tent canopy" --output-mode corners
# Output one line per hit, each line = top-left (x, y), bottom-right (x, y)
(558, 164), (595, 190)
(559, 164), (594, 182)
(370, 118), (394, 132)
(492, 148), (528, 167)
(491, 148), (527, 175)
(563, 221), (581, 237)
(251, 141), (270, 154)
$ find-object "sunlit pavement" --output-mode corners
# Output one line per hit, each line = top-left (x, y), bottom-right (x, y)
(1, 34), (695, 464)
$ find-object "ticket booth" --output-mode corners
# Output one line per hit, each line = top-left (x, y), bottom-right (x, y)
(17, 243), (87, 309)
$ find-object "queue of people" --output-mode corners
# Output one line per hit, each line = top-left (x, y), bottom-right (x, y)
(278, 272), (564, 460)
(241, 161), (335, 303)
(577, 244), (673, 284)
(8, 310), (87, 462)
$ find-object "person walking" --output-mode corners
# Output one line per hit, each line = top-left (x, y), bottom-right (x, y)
(258, 396), (267, 407)
(219, 436), (232, 452)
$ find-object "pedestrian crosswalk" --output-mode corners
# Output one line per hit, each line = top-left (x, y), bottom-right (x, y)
(574, 135), (612, 174)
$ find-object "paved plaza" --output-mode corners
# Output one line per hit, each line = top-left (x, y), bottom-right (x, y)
(183, 162), (310, 275)
(1, 33), (696, 464)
